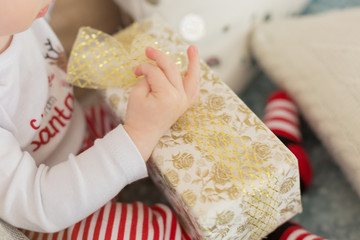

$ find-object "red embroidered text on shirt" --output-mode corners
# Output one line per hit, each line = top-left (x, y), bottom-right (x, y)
(30, 93), (74, 152)
(30, 96), (58, 130)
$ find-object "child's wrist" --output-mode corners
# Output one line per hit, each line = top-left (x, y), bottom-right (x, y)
(122, 124), (161, 162)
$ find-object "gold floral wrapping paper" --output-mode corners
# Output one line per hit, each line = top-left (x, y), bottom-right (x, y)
(67, 15), (302, 240)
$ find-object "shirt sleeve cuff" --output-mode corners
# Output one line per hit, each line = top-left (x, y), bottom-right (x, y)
(100, 124), (148, 182)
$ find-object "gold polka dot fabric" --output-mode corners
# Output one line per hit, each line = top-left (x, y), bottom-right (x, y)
(67, 15), (302, 240)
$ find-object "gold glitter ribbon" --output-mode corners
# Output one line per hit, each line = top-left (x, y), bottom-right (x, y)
(66, 23), (184, 90)
(66, 18), (301, 240)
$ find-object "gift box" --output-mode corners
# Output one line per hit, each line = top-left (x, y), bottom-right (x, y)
(67, 15), (302, 240)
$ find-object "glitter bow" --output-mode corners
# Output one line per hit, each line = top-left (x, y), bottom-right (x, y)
(66, 24), (187, 90)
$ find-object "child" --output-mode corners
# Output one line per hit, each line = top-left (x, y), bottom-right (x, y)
(0, 0), (200, 239)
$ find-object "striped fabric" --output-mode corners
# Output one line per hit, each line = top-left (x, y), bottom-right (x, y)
(22, 202), (191, 240)
(263, 91), (301, 143)
(263, 90), (313, 190)
(280, 224), (323, 240)
(264, 221), (324, 240)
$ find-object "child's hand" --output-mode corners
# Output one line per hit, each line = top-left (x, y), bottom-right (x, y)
(123, 46), (200, 161)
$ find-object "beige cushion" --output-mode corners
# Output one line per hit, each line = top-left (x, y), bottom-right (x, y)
(251, 8), (360, 196)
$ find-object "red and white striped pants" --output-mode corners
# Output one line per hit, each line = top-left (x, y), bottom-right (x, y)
(22, 202), (191, 240)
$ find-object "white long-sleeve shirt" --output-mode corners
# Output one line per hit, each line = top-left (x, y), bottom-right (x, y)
(0, 19), (147, 232)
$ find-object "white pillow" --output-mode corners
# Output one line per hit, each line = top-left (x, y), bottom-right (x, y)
(251, 7), (360, 197)
(112, 0), (310, 92)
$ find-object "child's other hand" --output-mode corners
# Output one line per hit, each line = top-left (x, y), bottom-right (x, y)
(123, 46), (200, 161)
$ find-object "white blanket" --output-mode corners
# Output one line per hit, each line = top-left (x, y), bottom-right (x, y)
(251, 7), (360, 197)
